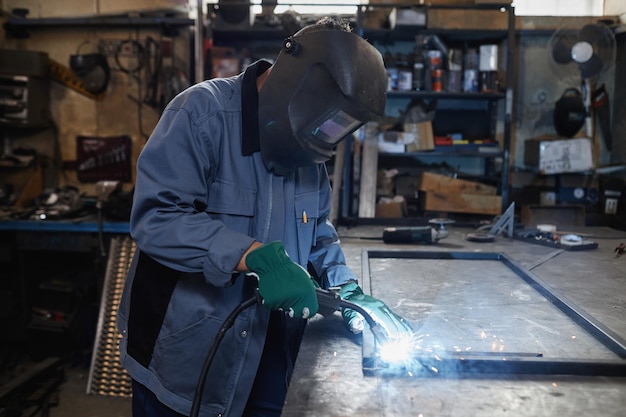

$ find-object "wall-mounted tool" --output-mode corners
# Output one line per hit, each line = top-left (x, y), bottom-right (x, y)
(382, 218), (455, 244)
(49, 58), (104, 100)
(69, 41), (110, 95)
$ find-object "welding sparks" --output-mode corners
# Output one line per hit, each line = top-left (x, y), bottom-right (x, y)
(378, 335), (414, 364)
(376, 330), (516, 376)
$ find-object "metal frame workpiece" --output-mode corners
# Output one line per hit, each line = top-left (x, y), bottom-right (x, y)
(360, 249), (626, 377)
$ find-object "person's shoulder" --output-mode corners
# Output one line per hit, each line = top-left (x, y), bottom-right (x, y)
(197, 74), (242, 95)
(180, 75), (242, 102)
(169, 74), (243, 113)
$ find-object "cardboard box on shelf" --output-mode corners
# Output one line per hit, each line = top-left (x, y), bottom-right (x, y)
(524, 136), (593, 175)
(521, 205), (586, 229)
(377, 131), (413, 153)
(376, 196), (407, 218)
(377, 169), (398, 197)
(361, 9), (390, 29)
(389, 7), (427, 28)
(405, 122), (435, 152)
(377, 122), (434, 153)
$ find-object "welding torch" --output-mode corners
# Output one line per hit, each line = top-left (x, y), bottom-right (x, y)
(315, 287), (390, 346)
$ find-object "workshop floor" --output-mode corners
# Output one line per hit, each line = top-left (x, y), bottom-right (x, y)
(49, 366), (131, 417)
(42, 224), (626, 416)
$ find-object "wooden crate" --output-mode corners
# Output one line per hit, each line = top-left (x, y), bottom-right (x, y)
(418, 172), (501, 215)
(423, 191), (502, 215)
(418, 172), (497, 195)
(428, 8), (507, 30)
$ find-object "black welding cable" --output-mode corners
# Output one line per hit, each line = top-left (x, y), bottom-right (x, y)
(190, 294), (260, 417)
(190, 290), (389, 416)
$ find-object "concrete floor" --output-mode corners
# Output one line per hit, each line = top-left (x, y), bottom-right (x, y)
(49, 366), (131, 417)
(28, 224), (626, 416)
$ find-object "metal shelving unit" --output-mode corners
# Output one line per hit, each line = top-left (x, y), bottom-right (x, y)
(3, 15), (194, 37)
(357, 2), (516, 212)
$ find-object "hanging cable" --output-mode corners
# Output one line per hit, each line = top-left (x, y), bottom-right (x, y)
(113, 35), (151, 140)
(190, 292), (261, 417)
(142, 36), (162, 109)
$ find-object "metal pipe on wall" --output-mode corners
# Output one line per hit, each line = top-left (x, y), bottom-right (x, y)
(195, 0), (204, 83)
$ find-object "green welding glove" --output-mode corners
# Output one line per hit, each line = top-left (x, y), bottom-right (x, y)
(245, 241), (319, 319)
(339, 282), (413, 340)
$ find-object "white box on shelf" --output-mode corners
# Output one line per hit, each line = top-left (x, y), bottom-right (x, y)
(524, 137), (593, 175)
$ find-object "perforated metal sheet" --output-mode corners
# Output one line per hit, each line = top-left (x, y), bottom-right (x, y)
(86, 236), (135, 397)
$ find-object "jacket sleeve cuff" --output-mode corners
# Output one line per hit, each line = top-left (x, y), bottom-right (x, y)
(202, 228), (256, 287)
(324, 264), (359, 288)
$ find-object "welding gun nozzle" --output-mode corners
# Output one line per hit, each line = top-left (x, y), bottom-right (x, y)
(315, 288), (391, 346)
(315, 287), (343, 313)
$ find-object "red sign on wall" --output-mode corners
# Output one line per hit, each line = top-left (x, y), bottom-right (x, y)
(76, 135), (132, 183)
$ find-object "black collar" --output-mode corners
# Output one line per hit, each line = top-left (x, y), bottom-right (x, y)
(242, 59), (272, 156)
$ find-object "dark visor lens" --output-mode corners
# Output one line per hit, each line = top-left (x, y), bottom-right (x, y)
(310, 109), (361, 145)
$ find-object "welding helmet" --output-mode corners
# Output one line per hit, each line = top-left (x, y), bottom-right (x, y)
(70, 41), (110, 95)
(258, 27), (386, 175)
(554, 88), (586, 138)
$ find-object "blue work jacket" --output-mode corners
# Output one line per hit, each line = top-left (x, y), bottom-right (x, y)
(117, 60), (357, 417)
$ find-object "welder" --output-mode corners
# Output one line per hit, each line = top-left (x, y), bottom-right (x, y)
(117, 17), (412, 417)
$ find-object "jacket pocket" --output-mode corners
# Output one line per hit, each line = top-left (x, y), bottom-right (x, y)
(152, 314), (239, 401)
(206, 178), (256, 217)
(294, 191), (319, 263)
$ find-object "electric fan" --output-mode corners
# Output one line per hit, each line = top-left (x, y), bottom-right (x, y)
(548, 22), (616, 138)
